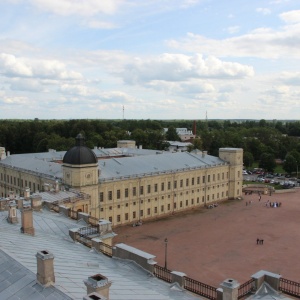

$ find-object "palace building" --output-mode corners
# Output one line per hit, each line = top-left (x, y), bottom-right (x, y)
(0, 134), (243, 227)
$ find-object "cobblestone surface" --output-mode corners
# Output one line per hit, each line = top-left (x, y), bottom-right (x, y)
(114, 189), (300, 287)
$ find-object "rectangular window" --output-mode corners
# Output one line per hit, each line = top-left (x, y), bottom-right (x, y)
(168, 182), (171, 190)
(174, 180), (177, 189)
(154, 207), (158, 213)
(33, 183), (35, 192)
(217, 173), (220, 181)
(108, 191), (112, 200)
(117, 215), (121, 222)
(133, 187), (136, 196)
(197, 197), (199, 203)
(161, 205), (164, 212)
(147, 185), (151, 193)
(197, 176), (200, 184)
(125, 188), (129, 198)
(13, 177), (16, 185)
(192, 177), (194, 185)
(202, 176), (205, 183)
(208, 175), (210, 182)
(147, 208), (151, 215)
(133, 211), (136, 218)
(186, 178), (189, 186)
(180, 180), (183, 187)
(222, 173), (224, 180)
(109, 217), (112, 222)
(154, 184), (158, 192)
(174, 202), (177, 209)
(140, 210), (143, 217)
(117, 189), (121, 199)
(161, 182), (164, 191)
(140, 186), (144, 195)
(180, 201), (183, 208)
(125, 213), (128, 221)
(168, 204), (170, 210)
(213, 174), (215, 181)
(186, 200), (188, 206)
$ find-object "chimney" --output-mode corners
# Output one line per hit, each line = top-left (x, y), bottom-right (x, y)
(31, 195), (42, 211)
(7, 201), (18, 224)
(9, 191), (15, 200)
(84, 292), (107, 300)
(55, 180), (59, 192)
(24, 188), (30, 198)
(84, 274), (112, 300)
(36, 250), (55, 287)
(21, 206), (35, 236)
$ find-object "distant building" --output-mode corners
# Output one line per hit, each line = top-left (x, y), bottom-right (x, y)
(164, 127), (196, 141)
(0, 134), (243, 227)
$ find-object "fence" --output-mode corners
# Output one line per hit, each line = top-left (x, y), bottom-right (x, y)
(184, 276), (217, 300)
(238, 278), (255, 299)
(279, 277), (300, 298)
(153, 265), (172, 283)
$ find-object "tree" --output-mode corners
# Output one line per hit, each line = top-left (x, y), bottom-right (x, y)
(283, 154), (297, 174)
(166, 126), (180, 141)
(243, 151), (254, 168)
(259, 153), (276, 172)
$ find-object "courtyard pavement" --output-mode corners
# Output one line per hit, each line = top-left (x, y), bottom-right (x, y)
(113, 188), (300, 287)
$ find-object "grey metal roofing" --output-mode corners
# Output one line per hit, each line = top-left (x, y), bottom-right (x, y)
(0, 148), (227, 183)
(0, 208), (201, 300)
(99, 151), (226, 181)
(0, 249), (72, 300)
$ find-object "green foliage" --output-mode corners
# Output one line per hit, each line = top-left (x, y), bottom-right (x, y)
(0, 119), (300, 162)
(259, 153), (276, 172)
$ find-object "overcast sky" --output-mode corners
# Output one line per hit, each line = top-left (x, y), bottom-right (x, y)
(1, 0), (300, 120)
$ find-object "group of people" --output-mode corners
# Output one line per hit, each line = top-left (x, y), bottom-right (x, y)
(265, 200), (281, 208)
(207, 203), (219, 209)
(256, 238), (264, 245)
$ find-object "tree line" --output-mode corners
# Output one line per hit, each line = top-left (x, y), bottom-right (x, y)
(0, 119), (300, 174)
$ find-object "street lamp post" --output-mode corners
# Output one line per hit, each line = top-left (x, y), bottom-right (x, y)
(164, 238), (168, 269)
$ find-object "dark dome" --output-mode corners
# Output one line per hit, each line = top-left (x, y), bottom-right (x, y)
(63, 134), (97, 165)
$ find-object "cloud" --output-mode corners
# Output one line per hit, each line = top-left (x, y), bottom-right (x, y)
(279, 72), (300, 85)
(226, 26), (240, 34)
(280, 10), (300, 24)
(256, 8), (271, 15)
(10, 78), (45, 92)
(0, 53), (83, 80)
(30, 0), (124, 16)
(122, 53), (254, 85)
(167, 16), (300, 59)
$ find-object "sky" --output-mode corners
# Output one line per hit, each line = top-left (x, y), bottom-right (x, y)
(0, 0), (300, 120)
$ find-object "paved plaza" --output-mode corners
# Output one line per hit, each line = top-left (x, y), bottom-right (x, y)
(114, 189), (300, 287)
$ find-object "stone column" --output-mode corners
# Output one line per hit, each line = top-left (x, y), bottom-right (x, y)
(7, 202), (18, 224)
(36, 250), (55, 287)
(220, 278), (240, 300)
(84, 274), (112, 300)
(21, 206), (35, 236)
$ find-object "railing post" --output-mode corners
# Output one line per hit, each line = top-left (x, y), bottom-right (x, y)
(171, 271), (186, 288)
(220, 279), (240, 300)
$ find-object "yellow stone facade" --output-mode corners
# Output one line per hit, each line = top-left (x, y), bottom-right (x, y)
(0, 147), (243, 227)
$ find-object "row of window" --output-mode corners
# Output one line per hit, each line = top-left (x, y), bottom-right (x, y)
(100, 182), (229, 202)
(0, 173), (39, 192)
(101, 191), (229, 213)
(106, 191), (230, 223)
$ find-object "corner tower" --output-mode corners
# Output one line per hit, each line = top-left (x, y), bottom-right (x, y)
(62, 134), (99, 216)
(219, 148), (243, 199)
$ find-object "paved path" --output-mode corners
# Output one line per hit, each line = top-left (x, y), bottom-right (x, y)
(114, 189), (300, 287)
